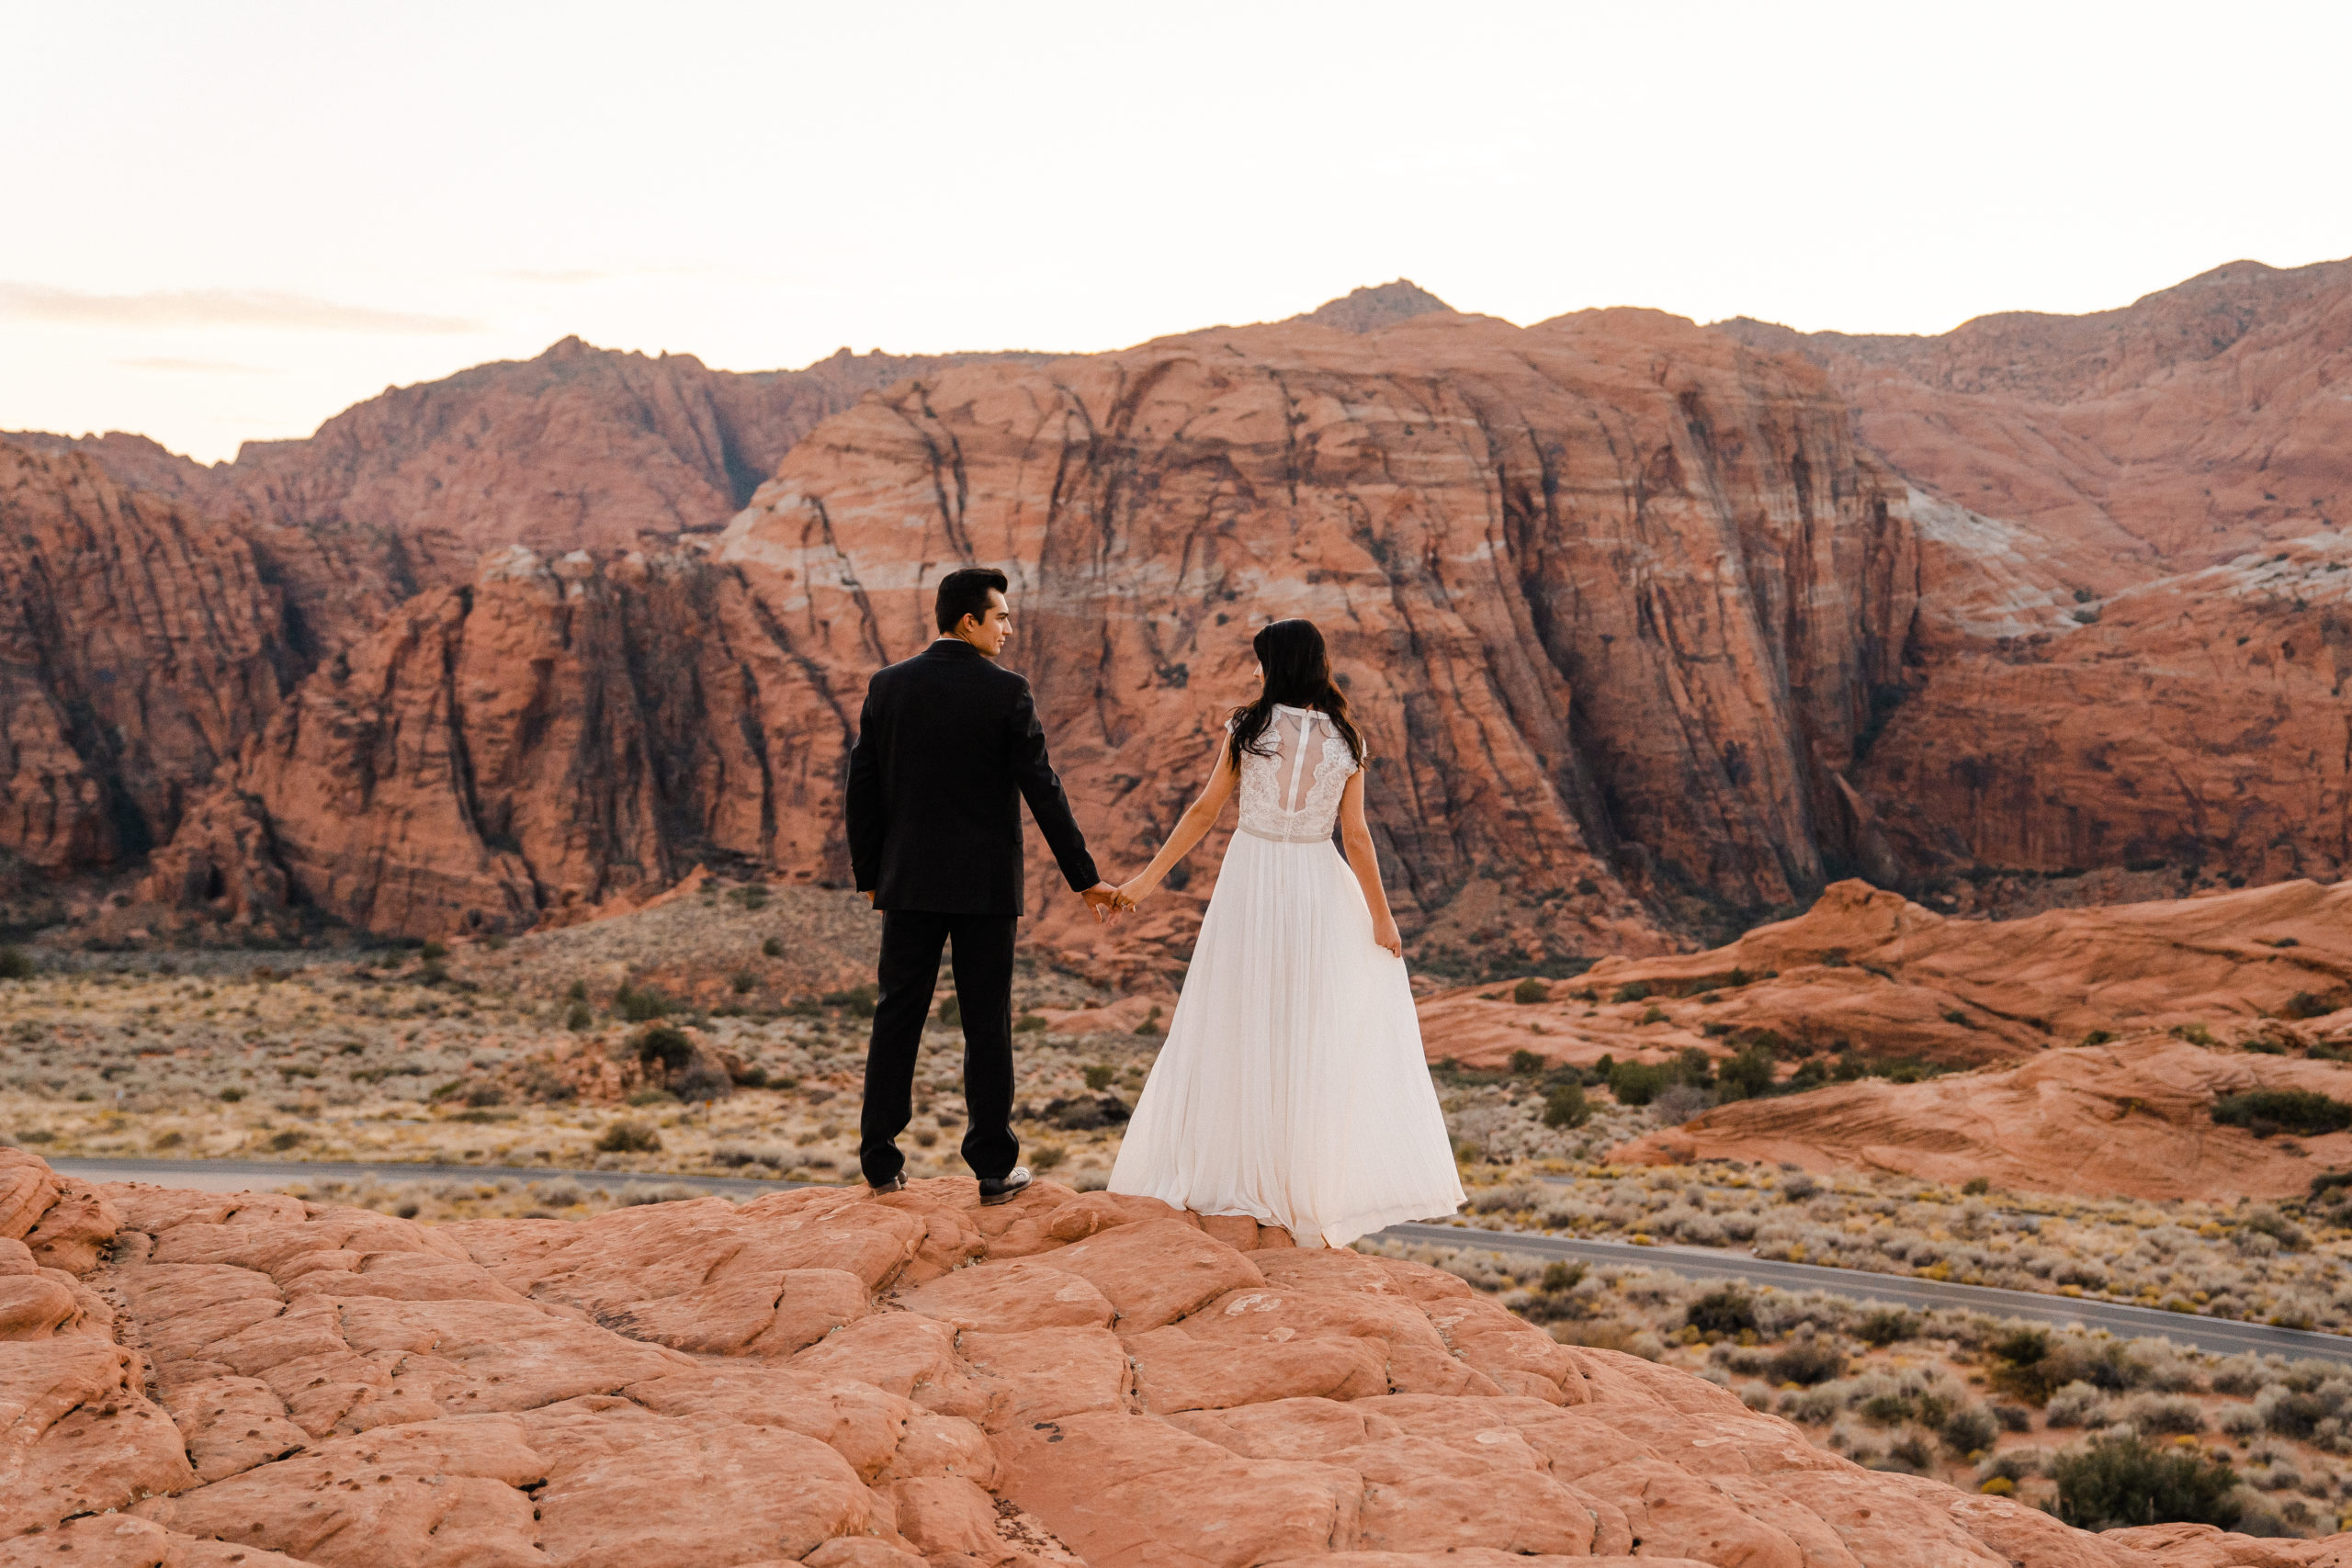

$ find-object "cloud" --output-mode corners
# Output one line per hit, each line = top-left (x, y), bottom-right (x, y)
(0, 281), (482, 333)
(116, 356), (276, 374)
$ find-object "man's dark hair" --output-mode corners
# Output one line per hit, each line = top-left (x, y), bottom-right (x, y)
(934, 566), (1010, 634)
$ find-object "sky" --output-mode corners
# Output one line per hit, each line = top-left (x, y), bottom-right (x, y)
(6, 0), (2348, 463)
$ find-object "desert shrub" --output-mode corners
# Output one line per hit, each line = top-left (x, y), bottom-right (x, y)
(1651, 1085), (1710, 1125)
(1962, 1176), (1991, 1195)
(634, 1024), (694, 1076)
(2214, 1088), (2352, 1137)
(565, 1001), (594, 1032)
(1012, 1014), (1047, 1033)
(1675, 1047), (1714, 1088)
(1608, 1060), (1677, 1106)
(1993, 1404), (2035, 1432)
(1512, 978), (1551, 1005)
(729, 971), (756, 995)
(1509, 1048), (1546, 1075)
(1543, 1081), (1590, 1128)
(1611, 982), (1651, 1004)
(1770, 1338), (1848, 1387)
(1881, 1429), (1938, 1472)
(937, 994), (961, 1026)
(2281, 991), (2336, 1021)
(626, 1089), (678, 1108)
(0, 947), (34, 981)
(616, 985), (673, 1021)
(2051, 1435), (2240, 1531)
(675, 1062), (733, 1102)
(2043, 1382), (2110, 1428)
(2118, 1393), (2205, 1437)
(2256, 1385), (2343, 1439)
(1030, 1145), (1066, 1171)
(266, 1129), (304, 1151)
(219, 1087), (244, 1103)
(419, 941), (448, 963)
(1940, 1403), (1999, 1454)
(463, 1084), (504, 1109)
(762, 935), (784, 957)
(594, 1120), (662, 1154)
(1857, 1309), (1919, 1347)
(1539, 1260), (1586, 1294)
(823, 985), (879, 1017)
(1083, 1063), (1116, 1090)
(1715, 1044), (1774, 1101)
(730, 885), (770, 911)
(1685, 1286), (1757, 1337)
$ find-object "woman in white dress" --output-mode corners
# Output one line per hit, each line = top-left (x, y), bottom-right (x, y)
(1108, 619), (1464, 1247)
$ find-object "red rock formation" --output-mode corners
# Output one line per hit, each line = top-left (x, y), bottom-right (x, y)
(147, 547), (851, 939)
(0, 444), (297, 871)
(716, 304), (1921, 958)
(1611, 1033), (2352, 1201)
(1719, 255), (2352, 574)
(4, 1147), (2324, 1564)
(215, 338), (1054, 591)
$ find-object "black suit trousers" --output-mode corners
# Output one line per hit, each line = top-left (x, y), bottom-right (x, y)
(859, 910), (1019, 1186)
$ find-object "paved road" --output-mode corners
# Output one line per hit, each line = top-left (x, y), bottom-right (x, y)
(54, 1158), (2352, 1365)
(1384, 1222), (2352, 1364)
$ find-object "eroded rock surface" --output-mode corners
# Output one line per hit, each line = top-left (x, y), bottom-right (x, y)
(3, 1149), (2341, 1565)
(1423, 877), (2352, 1075)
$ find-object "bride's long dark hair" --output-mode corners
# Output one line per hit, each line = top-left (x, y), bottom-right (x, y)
(1227, 618), (1365, 775)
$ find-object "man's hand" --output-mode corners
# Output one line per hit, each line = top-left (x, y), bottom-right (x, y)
(1080, 883), (1126, 924)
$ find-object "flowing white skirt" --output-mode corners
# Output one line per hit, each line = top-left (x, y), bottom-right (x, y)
(1109, 830), (1464, 1247)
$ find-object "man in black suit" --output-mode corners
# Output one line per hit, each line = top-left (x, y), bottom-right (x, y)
(847, 566), (1124, 1203)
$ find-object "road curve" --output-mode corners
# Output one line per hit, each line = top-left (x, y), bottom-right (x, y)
(52, 1158), (2352, 1366)
(1383, 1222), (2352, 1365)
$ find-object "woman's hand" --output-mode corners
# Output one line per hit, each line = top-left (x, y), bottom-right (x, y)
(1372, 915), (1403, 959)
(1116, 876), (1154, 910)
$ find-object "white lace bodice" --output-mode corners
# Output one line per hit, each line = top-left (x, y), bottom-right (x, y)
(1231, 704), (1358, 842)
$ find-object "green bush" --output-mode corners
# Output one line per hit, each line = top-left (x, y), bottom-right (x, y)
(729, 971), (756, 995)
(0, 947), (34, 981)
(1013, 1013), (1047, 1033)
(1675, 1047), (1714, 1089)
(762, 935), (784, 958)
(1083, 1063), (1116, 1090)
(634, 1024), (695, 1075)
(2051, 1435), (2239, 1531)
(2213, 1088), (2352, 1137)
(566, 1001), (594, 1032)
(822, 985), (878, 1018)
(1768, 1339), (1846, 1386)
(1715, 1044), (1774, 1101)
(2282, 990), (2338, 1021)
(1939, 1403), (1999, 1455)
(1542, 1081), (1589, 1129)
(420, 941), (448, 963)
(1512, 977), (1551, 1005)
(1962, 1175), (1991, 1195)
(1509, 1048), (1546, 1076)
(1538, 1260), (1585, 1293)
(219, 1087), (244, 1103)
(617, 985), (673, 1021)
(1684, 1286), (1756, 1337)
(594, 1120), (663, 1154)
(1607, 1060), (1677, 1106)
(1611, 982), (1651, 1004)
(1856, 1309), (1918, 1347)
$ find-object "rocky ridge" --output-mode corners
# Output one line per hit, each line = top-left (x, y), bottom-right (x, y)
(5, 1147), (2342, 1567)
(1609, 1033), (2352, 1201)
(1419, 876), (2352, 1074)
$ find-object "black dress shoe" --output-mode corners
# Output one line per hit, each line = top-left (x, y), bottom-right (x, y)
(868, 1175), (907, 1195)
(977, 1167), (1033, 1206)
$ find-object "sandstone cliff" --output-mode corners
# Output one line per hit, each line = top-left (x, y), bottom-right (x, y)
(147, 547), (854, 939)
(1718, 255), (2352, 574)
(717, 304), (1921, 957)
(0, 444), (297, 872)
(2, 1148), (2326, 1565)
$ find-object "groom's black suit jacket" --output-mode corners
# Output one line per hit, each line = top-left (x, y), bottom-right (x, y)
(846, 639), (1100, 915)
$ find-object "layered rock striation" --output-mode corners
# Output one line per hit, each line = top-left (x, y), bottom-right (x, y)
(0, 445), (299, 872)
(718, 305), (1922, 953)
(3, 1147), (2326, 1565)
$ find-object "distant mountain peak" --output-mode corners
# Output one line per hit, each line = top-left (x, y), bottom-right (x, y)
(1288, 279), (1455, 333)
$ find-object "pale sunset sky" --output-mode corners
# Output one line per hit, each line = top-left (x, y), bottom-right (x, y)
(5, 0), (2347, 462)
